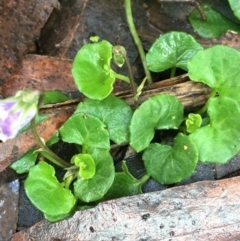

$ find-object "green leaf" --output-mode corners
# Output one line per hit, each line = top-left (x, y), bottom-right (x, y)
(59, 113), (110, 151)
(10, 149), (38, 174)
(146, 32), (202, 72)
(71, 154), (96, 180)
(130, 93), (184, 152)
(104, 161), (148, 200)
(25, 162), (76, 219)
(73, 149), (114, 202)
(188, 45), (240, 104)
(143, 133), (198, 184)
(72, 40), (117, 99)
(190, 96), (240, 163)
(189, 4), (240, 38)
(186, 113), (202, 133)
(229, 0), (240, 20)
(75, 95), (133, 144)
(42, 90), (70, 105)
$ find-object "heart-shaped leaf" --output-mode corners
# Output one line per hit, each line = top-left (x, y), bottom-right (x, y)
(229, 0), (240, 20)
(188, 45), (240, 104)
(190, 96), (240, 163)
(143, 133), (198, 184)
(189, 4), (240, 38)
(73, 149), (114, 202)
(75, 95), (133, 144)
(25, 162), (76, 220)
(146, 31), (202, 72)
(130, 93), (184, 152)
(72, 40), (117, 100)
(59, 113), (110, 151)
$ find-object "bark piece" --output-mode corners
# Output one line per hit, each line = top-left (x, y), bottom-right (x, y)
(11, 176), (240, 241)
(2, 55), (76, 97)
(0, 0), (58, 86)
(0, 168), (19, 241)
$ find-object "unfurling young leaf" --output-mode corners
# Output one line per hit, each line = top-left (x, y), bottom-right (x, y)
(71, 154), (96, 180)
(186, 113), (202, 133)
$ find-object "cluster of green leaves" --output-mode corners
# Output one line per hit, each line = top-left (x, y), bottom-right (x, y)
(11, 27), (240, 221)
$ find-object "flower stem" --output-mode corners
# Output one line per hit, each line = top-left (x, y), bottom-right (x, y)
(124, 0), (152, 84)
(196, 89), (217, 115)
(120, 49), (139, 107)
(170, 67), (176, 78)
(114, 73), (130, 83)
(30, 117), (70, 168)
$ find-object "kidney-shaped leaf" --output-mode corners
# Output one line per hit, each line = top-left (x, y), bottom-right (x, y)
(72, 40), (116, 100)
(73, 149), (114, 202)
(189, 4), (240, 38)
(146, 31), (202, 72)
(143, 133), (198, 184)
(25, 162), (76, 219)
(75, 95), (133, 144)
(130, 93), (184, 152)
(190, 96), (240, 163)
(59, 113), (110, 151)
(229, 0), (240, 20)
(188, 45), (240, 104)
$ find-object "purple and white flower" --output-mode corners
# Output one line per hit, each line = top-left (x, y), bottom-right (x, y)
(0, 90), (40, 142)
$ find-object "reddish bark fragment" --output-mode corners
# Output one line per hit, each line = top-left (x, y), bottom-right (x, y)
(12, 176), (240, 241)
(0, 0), (58, 86)
(2, 55), (76, 97)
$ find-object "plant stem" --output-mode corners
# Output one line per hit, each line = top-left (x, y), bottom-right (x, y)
(170, 67), (176, 78)
(120, 50), (138, 107)
(30, 117), (70, 168)
(114, 73), (130, 83)
(139, 174), (150, 185)
(196, 89), (217, 115)
(124, 0), (152, 84)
